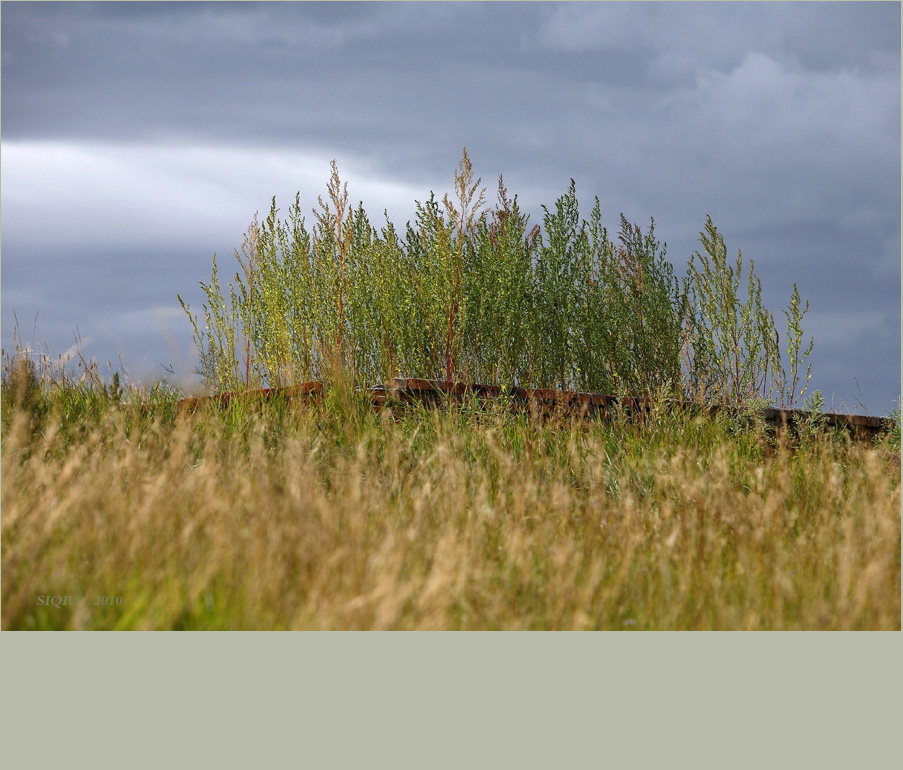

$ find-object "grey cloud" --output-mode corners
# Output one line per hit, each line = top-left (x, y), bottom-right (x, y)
(2, 2), (899, 410)
(531, 2), (899, 80)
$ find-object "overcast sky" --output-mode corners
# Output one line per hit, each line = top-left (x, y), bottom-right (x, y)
(2, 1), (900, 412)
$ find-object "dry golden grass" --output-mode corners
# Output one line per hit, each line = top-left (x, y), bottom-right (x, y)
(2, 398), (899, 630)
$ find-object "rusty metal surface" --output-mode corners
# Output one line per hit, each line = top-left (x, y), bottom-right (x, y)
(169, 378), (895, 441)
(175, 381), (323, 415)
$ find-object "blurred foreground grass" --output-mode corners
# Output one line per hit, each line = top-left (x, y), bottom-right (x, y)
(2, 381), (900, 630)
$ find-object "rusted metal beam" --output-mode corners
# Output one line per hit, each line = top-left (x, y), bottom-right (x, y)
(174, 381), (323, 415)
(164, 378), (894, 442)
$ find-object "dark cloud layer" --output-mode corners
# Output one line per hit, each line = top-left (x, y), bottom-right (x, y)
(2, 2), (899, 411)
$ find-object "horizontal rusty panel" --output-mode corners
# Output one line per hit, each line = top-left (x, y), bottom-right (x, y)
(163, 378), (895, 441)
(175, 381), (323, 414)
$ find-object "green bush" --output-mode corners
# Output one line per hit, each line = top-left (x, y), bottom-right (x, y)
(179, 148), (814, 407)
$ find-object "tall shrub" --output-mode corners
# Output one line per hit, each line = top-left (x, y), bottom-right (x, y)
(180, 152), (813, 410)
(466, 177), (540, 385)
(680, 215), (812, 407)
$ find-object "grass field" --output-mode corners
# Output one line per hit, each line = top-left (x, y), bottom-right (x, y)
(2, 374), (899, 630)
